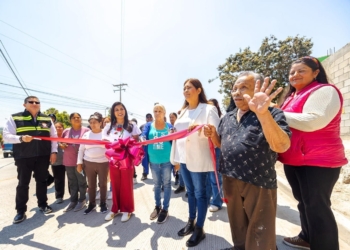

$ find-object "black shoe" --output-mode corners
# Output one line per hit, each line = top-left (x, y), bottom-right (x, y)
(157, 210), (168, 224)
(13, 212), (26, 224)
(186, 226), (206, 247)
(39, 205), (53, 214)
(100, 202), (108, 213)
(150, 206), (161, 220)
(141, 173), (147, 181)
(46, 174), (54, 186)
(174, 186), (185, 194)
(178, 218), (195, 236)
(84, 204), (96, 214)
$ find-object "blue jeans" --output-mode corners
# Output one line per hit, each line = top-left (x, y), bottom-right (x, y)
(150, 162), (172, 211)
(180, 163), (208, 228)
(179, 172), (185, 187)
(142, 146), (149, 175)
(207, 147), (223, 208)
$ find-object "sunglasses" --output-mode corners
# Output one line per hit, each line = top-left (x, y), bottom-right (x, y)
(27, 101), (40, 104)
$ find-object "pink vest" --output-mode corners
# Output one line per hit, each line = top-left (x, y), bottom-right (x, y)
(278, 81), (347, 167)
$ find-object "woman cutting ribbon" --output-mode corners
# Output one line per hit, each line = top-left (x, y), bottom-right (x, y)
(102, 102), (141, 223)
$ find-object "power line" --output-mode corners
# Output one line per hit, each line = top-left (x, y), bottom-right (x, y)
(0, 33), (115, 86)
(0, 48), (29, 96)
(0, 95), (107, 110)
(0, 40), (31, 95)
(0, 20), (119, 82)
(0, 82), (109, 109)
(0, 74), (110, 105)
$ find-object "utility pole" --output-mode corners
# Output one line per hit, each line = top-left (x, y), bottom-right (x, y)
(113, 83), (128, 102)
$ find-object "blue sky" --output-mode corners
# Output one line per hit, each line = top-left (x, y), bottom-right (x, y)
(1, 0), (350, 125)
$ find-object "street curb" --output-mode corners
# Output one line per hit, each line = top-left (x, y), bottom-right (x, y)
(277, 173), (350, 246)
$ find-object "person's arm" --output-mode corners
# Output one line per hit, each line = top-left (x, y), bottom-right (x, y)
(284, 86), (341, 132)
(77, 136), (87, 165)
(204, 125), (221, 148)
(102, 123), (110, 141)
(3, 116), (33, 143)
(3, 116), (21, 143)
(244, 78), (290, 153)
(131, 124), (141, 140)
(256, 111), (290, 153)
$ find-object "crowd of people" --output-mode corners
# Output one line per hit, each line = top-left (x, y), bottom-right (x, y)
(3, 56), (347, 250)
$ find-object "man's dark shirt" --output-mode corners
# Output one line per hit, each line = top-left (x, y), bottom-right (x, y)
(217, 107), (291, 189)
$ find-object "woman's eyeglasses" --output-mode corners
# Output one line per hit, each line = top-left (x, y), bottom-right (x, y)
(27, 101), (40, 104)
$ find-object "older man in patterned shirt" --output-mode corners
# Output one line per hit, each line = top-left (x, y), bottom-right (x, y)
(204, 71), (291, 250)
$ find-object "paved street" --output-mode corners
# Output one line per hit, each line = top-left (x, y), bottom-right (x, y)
(0, 151), (349, 250)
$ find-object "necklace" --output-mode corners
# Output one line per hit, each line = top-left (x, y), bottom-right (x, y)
(114, 124), (124, 138)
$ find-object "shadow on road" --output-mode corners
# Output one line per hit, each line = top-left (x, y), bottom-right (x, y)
(277, 204), (300, 226)
(0, 212), (57, 249)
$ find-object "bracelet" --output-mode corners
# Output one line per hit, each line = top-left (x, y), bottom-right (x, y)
(51, 152), (57, 154)
(19, 136), (24, 143)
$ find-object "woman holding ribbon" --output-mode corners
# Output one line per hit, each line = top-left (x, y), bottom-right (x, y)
(62, 113), (90, 212)
(103, 102), (141, 223)
(141, 104), (174, 224)
(170, 78), (220, 247)
(77, 112), (109, 215)
(279, 56), (347, 250)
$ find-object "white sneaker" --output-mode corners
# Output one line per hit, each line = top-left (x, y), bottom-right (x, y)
(121, 212), (131, 222)
(96, 190), (100, 200)
(107, 191), (112, 200)
(133, 178), (137, 185)
(209, 205), (219, 212)
(105, 211), (116, 221)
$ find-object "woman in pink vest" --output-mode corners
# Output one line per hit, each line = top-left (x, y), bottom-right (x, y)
(279, 56), (348, 250)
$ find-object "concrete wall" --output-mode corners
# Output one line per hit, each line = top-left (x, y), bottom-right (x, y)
(322, 43), (350, 135)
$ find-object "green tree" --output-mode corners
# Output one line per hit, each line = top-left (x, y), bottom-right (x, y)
(210, 35), (313, 108)
(43, 108), (70, 128)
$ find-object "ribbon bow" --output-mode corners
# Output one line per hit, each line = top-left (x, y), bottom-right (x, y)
(105, 137), (144, 170)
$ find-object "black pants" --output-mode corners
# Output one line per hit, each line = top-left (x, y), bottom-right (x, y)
(284, 165), (341, 250)
(15, 155), (50, 213)
(51, 165), (66, 199)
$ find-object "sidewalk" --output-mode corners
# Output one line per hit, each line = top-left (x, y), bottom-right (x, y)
(0, 157), (349, 249)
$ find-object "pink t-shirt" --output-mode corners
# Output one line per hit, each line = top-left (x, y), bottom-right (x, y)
(62, 127), (90, 167)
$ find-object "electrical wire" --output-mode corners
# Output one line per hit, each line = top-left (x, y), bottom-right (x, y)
(0, 20), (119, 82)
(0, 33), (115, 86)
(0, 82), (109, 109)
(0, 48), (29, 96)
(0, 40), (31, 95)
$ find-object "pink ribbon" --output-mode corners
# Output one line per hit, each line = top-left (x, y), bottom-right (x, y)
(33, 124), (227, 203)
(105, 137), (144, 170)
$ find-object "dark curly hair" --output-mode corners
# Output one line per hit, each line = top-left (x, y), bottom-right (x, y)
(106, 102), (133, 135)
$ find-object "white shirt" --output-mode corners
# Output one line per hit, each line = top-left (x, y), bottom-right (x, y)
(102, 123), (141, 142)
(77, 131), (108, 164)
(3, 115), (58, 153)
(174, 109), (197, 163)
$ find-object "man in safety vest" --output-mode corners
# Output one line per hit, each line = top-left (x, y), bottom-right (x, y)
(3, 96), (58, 224)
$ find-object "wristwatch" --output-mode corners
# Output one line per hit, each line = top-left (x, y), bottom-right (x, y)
(51, 152), (58, 154)
(19, 136), (24, 143)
